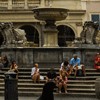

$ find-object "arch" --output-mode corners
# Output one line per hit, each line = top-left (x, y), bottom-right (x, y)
(20, 25), (39, 45)
(57, 25), (75, 47)
(0, 32), (4, 46)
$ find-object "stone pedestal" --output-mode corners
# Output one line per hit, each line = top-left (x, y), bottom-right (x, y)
(43, 28), (58, 47)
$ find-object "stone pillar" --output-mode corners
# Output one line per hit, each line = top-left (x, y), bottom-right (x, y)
(76, 22), (83, 37)
(24, 0), (28, 9)
(8, 0), (12, 9)
(43, 29), (58, 47)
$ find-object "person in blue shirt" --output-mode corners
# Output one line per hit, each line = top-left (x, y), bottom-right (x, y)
(70, 54), (85, 77)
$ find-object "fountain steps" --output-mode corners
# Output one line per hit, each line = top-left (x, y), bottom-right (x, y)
(0, 68), (99, 97)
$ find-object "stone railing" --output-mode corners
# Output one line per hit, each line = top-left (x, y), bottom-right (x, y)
(12, 1), (25, 9)
(0, 1), (8, 9)
(28, 0), (40, 8)
(0, 0), (40, 10)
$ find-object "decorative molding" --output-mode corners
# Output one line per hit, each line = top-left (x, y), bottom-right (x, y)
(76, 22), (83, 26)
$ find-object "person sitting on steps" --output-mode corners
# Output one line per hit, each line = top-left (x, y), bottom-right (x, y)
(57, 65), (68, 93)
(61, 59), (72, 76)
(69, 54), (86, 77)
(31, 63), (40, 83)
(94, 53), (100, 70)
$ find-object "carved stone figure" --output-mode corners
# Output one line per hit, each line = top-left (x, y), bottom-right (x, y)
(80, 21), (99, 44)
(0, 22), (27, 47)
(96, 31), (100, 44)
(13, 28), (27, 44)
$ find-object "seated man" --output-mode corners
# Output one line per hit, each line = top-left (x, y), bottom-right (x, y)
(94, 53), (100, 69)
(69, 54), (85, 77)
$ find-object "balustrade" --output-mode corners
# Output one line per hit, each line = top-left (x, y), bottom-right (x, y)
(0, 1), (8, 9)
(0, 0), (40, 9)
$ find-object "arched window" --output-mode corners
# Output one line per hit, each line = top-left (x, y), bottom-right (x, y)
(57, 25), (75, 47)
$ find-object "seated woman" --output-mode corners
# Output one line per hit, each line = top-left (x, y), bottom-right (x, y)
(56, 65), (68, 93)
(31, 63), (40, 83)
(61, 60), (71, 76)
(9, 60), (18, 79)
(94, 53), (100, 69)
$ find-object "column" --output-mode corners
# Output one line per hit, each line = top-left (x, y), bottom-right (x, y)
(24, 0), (28, 9)
(76, 22), (83, 37)
(8, 0), (12, 9)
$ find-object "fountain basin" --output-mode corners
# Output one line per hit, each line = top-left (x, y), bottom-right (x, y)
(32, 8), (68, 21)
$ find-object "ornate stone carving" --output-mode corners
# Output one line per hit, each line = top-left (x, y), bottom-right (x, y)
(0, 22), (27, 47)
(80, 21), (99, 44)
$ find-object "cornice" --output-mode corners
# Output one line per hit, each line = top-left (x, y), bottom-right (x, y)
(68, 9), (86, 15)
(0, 9), (86, 15)
(0, 9), (33, 14)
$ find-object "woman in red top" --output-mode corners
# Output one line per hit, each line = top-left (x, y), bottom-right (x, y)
(94, 53), (100, 69)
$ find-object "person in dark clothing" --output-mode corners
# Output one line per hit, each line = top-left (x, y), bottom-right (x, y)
(2, 55), (9, 68)
(0, 57), (4, 70)
(37, 81), (56, 100)
(46, 67), (57, 82)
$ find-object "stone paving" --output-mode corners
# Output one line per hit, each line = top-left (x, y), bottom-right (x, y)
(0, 96), (99, 100)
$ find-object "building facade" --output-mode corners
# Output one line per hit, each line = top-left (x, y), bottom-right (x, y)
(0, 0), (100, 47)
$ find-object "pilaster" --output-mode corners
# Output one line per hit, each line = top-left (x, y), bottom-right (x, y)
(24, 0), (28, 9)
(8, 0), (12, 9)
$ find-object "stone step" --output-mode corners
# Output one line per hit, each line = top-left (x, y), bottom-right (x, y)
(0, 82), (95, 88)
(0, 91), (96, 97)
(0, 68), (98, 97)
(1, 68), (100, 72)
(67, 88), (95, 93)
(68, 80), (95, 84)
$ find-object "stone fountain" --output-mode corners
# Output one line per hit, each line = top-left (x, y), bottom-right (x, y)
(0, 8), (100, 69)
(32, 8), (68, 47)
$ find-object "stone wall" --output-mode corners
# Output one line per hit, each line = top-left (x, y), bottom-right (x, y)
(0, 47), (99, 68)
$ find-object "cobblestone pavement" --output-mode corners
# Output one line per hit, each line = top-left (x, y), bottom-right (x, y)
(0, 96), (99, 100)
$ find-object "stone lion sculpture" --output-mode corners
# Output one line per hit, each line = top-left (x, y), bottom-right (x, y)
(13, 28), (27, 43)
(80, 21), (99, 44)
(0, 22), (27, 46)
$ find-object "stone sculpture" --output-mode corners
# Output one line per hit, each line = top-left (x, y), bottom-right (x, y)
(80, 21), (99, 44)
(0, 22), (27, 47)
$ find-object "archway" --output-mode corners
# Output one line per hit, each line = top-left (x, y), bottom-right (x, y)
(20, 25), (39, 45)
(0, 32), (4, 46)
(57, 25), (75, 47)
